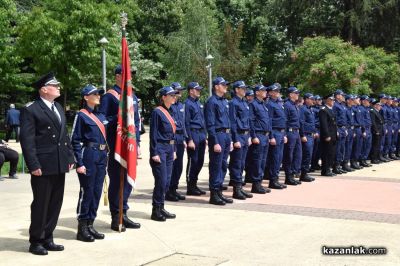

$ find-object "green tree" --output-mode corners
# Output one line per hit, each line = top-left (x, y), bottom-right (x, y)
(17, 0), (126, 109)
(0, 0), (22, 104)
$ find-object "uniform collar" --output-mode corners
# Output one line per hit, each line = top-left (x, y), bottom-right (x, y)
(234, 95), (244, 101)
(213, 93), (225, 100)
(113, 84), (121, 94)
(85, 106), (94, 113)
(255, 97), (264, 104)
(188, 96), (198, 102)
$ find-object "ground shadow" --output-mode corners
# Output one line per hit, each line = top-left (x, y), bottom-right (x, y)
(18, 228), (76, 241)
(0, 237), (28, 253)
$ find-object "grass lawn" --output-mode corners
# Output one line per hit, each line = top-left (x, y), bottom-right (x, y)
(0, 153), (28, 176)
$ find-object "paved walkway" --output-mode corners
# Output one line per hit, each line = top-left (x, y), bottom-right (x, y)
(1, 136), (399, 265)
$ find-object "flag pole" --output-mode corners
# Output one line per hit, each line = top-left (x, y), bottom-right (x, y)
(118, 11), (128, 233)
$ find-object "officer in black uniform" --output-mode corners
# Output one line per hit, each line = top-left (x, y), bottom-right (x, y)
(370, 99), (384, 163)
(71, 85), (107, 242)
(319, 94), (337, 176)
(20, 72), (75, 255)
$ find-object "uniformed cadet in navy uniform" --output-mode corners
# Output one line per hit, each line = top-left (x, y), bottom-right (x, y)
(359, 95), (373, 167)
(370, 99), (384, 163)
(71, 85), (107, 242)
(299, 93), (316, 182)
(245, 89), (255, 103)
(319, 94), (337, 176)
(184, 82), (207, 196)
(98, 65), (140, 231)
(385, 96), (396, 160)
(391, 98), (400, 158)
(378, 94), (390, 162)
(282, 86), (304, 185)
(166, 82), (187, 202)
(246, 84), (272, 194)
(205, 77), (233, 205)
(228, 81), (254, 199)
(332, 89), (348, 174)
(387, 97), (399, 160)
(351, 95), (364, 169)
(20, 72), (75, 255)
(342, 94), (355, 173)
(265, 84), (287, 189)
(310, 95), (322, 171)
(150, 86), (178, 222)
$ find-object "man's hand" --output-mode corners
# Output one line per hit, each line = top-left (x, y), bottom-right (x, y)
(284, 136), (288, 144)
(174, 152), (177, 160)
(214, 144), (222, 153)
(76, 166), (86, 174)
(230, 142), (233, 152)
(152, 155), (161, 163)
(252, 138), (260, 145)
(301, 136), (307, 143)
(270, 138), (276, 145)
(325, 137), (331, 142)
(248, 137), (252, 146)
(187, 140), (195, 150)
(31, 168), (42, 176)
(233, 141), (241, 149)
(362, 132), (367, 138)
(314, 133), (319, 139)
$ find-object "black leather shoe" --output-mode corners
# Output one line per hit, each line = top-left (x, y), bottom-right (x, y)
(251, 182), (267, 194)
(284, 176), (298, 186)
(371, 159), (381, 164)
(300, 174), (314, 182)
(151, 206), (166, 222)
(209, 190), (225, 205)
(240, 188), (254, 197)
(43, 242), (64, 251)
(389, 154), (398, 160)
(88, 220), (104, 239)
(29, 244), (48, 255)
(160, 205), (176, 219)
(123, 214), (141, 229)
(165, 191), (179, 201)
(232, 186), (246, 199)
(187, 186), (202, 196)
(342, 162), (353, 172)
(77, 220), (95, 242)
(217, 190), (233, 203)
(269, 181), (285, 189)
(194, 185), (206, 195)
(321, 171), (334, 176)
(111, 214), (126, 232)
(174, 190), (186, 200)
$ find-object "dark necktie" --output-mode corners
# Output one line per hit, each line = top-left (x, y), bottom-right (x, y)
(51, 103), (61, 124)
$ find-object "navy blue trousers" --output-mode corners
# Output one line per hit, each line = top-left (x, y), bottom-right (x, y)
(268, 130), (285, 182)
(248, 133), (269, 183)
(283, 131), (302, 176)
(186, 131), (206, 184)
(107, 154), (132, 214)
(208, 132), (231, 190)
(169, 134), (185, 191)
(351, 127), (362, 160)
(311, 130), (321, 167)
(301, 133), (314, 173)
(360, 127), (372, 160)
(151, 143), (174, 207)
(344, 128), (354, 161)
(229, 133), (249, 184)
(392, 123), (399, 153)
(77, 147), (107, 220)
(336, 127), (347, 163)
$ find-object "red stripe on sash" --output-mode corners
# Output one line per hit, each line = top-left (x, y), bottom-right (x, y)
(107, 89), (120, 101)
(79, 109), (107, 142)
(156, 106), (176, 134)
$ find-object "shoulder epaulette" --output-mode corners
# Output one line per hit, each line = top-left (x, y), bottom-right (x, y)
(25, 101), (34, 107)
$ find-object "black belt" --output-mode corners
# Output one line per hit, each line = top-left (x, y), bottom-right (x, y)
(216, 128), (230, 133)
(288, 128), (299, 132)
(191, 128), (204, 133)
(176, 130), (184, 134)
(354, 125), (361, 128)
(159, 140), (175, 144)
(84, 142), (107, 151)
(272, 128), (285, 132)
(255, 130), (269, 136)
(237, 130), (249, 135)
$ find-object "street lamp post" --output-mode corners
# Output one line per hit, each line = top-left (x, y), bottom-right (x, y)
(206, 54), (214, 97)
(98, 37), (109, 90)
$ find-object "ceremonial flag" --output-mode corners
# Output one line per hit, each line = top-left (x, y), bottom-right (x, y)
(114, 34), (137, 188)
